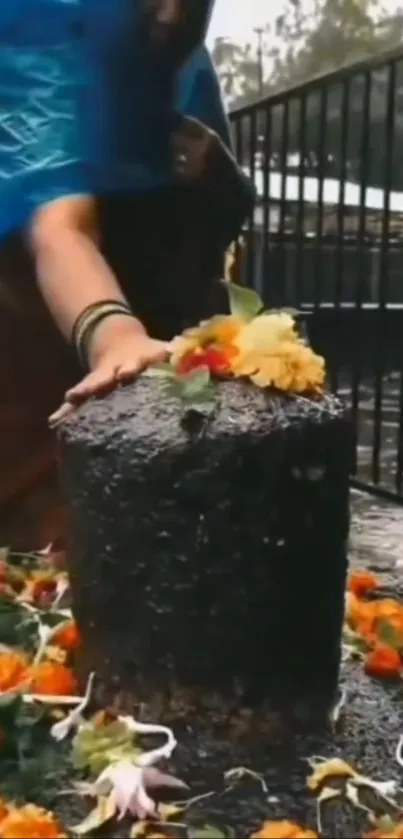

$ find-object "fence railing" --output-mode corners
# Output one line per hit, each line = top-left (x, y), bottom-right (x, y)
(229, 45), (403, 504)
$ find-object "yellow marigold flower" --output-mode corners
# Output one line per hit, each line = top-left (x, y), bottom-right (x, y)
(234, 312), (297, 354)
(232, 342), (325, 393)
(170, 315), (242, 365)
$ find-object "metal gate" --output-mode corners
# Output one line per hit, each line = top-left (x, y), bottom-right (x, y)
(229, 46), (403, 504)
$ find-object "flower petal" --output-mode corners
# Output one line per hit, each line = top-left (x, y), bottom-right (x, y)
(51, 672), (95, 741)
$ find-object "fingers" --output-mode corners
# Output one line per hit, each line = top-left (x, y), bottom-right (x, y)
(48, 402), (75, 429)
(65, 366), (124, 403)
(48, 366), (124, 429)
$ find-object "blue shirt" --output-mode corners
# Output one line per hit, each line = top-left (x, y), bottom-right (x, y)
(0, 0), (228, 238)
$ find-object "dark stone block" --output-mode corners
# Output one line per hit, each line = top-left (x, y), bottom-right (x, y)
(59, 378), (351, 726)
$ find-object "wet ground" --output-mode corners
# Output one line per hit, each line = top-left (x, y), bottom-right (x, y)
(49, 490), (402, 838)
(3, 496), (403, 837)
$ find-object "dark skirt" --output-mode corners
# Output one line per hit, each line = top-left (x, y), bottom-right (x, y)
(0, 185), (228, 545)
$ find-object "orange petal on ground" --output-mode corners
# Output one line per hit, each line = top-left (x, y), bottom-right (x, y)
(365, 643), (402, 679)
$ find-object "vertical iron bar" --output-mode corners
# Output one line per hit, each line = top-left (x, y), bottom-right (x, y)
(233, 117), (245, 285)
(330, 79), (350, 392)
(350, 71), (371, 477)
(245, 109), (257, 289)
(294, 94), (307, 308)
(371, 61), (396, 486)
(313, 86), (328, 311)
(261, 106), (273, 305)
(278, 99), (290, 306)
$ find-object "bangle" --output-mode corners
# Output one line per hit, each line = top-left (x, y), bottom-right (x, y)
(72, 301), (133, 368)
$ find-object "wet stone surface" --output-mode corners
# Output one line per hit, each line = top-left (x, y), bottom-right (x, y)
(55, 378), (403, 836)
(59, 379), (351, 715)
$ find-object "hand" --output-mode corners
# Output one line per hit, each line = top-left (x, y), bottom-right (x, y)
(49, 329), (170, 427)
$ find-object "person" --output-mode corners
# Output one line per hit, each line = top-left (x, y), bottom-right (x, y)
(0, 0), (254, 426)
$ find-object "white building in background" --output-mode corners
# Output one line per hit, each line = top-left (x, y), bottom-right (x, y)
(243, 168), (403, 232)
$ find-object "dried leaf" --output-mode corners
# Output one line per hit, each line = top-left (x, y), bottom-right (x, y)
(307, 757), (358, 792)
(130, 823), (148, 838)
(157, 802), (184, 820)
(224, 766), (268, 794)
(70, 792), (116, 835)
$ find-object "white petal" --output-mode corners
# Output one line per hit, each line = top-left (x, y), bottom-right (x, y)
(109, 762), (142, 820)
(131, 779), (156, 819)
(119, 718), (176, 766)
(50, 672), (95, 742)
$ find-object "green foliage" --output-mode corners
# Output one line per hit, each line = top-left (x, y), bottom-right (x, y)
(0, 598), (38, 651)
(213, 0), (403, 187)
(224, 280), (263, 321)
(71, 717), (140, 776)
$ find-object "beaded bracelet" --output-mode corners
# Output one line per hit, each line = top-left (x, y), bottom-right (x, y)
(72, 300), (133, 368)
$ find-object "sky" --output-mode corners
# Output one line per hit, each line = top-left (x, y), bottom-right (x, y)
(206, 0), (403, 46)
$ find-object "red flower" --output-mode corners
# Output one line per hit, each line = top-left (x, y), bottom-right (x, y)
(176, 347), (234, 376)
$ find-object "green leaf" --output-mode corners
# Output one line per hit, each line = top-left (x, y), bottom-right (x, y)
(147, 363), (176, 379)
(71, 718), (138, 776)
(179, 366), (211, 398)
(0, 685), (27, 709)
(188, 826), (227, 839)
(223, 281), (263, 321)
(377, 620), (402, 650)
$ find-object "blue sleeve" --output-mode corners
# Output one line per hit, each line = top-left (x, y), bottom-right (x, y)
(175, 47), (232, 150)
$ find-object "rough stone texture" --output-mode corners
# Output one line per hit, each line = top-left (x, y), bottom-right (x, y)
(58, 377), (352, 720)
(2, 493), (403, 839)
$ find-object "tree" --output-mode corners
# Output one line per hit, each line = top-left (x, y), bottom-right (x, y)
(213, 0), (403, 187)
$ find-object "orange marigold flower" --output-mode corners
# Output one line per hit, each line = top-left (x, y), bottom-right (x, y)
(29, 661), (78, 696)
(250, 820), (318, 839)
(52, 620), (81, 652)
(0, 805), (66, 838)
(348, 569), (379, 598)
(365, 822), (403, 838)
(0, 651), (30, 693)
(365, 643), (401, 679)
(0, 799), (9, 824)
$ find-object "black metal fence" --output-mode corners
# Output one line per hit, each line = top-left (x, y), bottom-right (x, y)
(229, 45), (403, 505)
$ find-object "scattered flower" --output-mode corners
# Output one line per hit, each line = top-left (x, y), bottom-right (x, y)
(348, 570), (379, 598)
(250, 820), (318, 838)
(365, 644), (402, 679)
(29, 661), (78, 697)
(51, 620), (80, 652)
(90, 759), (185, 821)
(0, 804), (66, 838)
(0, 651), (29, 693)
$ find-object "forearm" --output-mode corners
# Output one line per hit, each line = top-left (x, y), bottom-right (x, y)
(35, 226), (145, 340)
